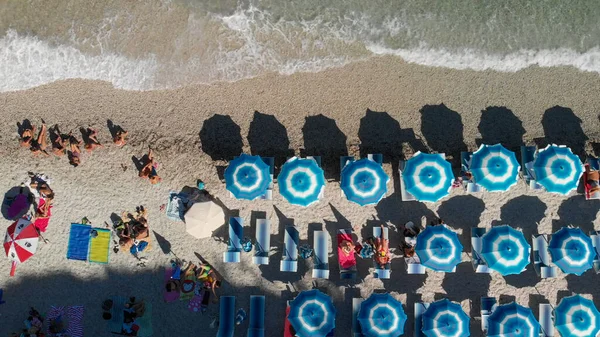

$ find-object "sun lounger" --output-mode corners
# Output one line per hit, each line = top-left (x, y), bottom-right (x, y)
(248, 295), (266, 337)
(352, 298), (365, 337)
(284, 301), (294, 337)
(584, 162), (600, 200)
(399, 160), (417, 201)
(405, 255), (426, 274)
(521, 146), (544, 190)
(589, 231), (600, 273)
(373, 226), (391, 279)
(368, 153), (383, 165)
(313, 230), (330, 279)
(280, 226), (299, 272)
(414, 302), (430, 337)
(471, 227), (491, 273)
(88, 228), (111, 264)
(337, 229), (357, 279)
(223, 217), (243, 263)
(539, 303), (555, 337)
(480, 297), (497, 333)
(532, 234), (557, 278)
(340, 156), (355, 196)
(461, 151), (483, 193)
(66, 223), (91, 261)
(307, 156), (325, 200)
(217, 296), (236, 337)
(253, 218), (271, 265)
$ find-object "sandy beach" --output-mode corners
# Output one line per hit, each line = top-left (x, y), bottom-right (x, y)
(2, 56), (600, 336)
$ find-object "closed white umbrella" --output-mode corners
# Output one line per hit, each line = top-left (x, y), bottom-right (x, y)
(184, 201), (225, 239)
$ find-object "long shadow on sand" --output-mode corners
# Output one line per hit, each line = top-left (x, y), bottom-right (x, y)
(199, 114), (244, 161)
(436, 195), (485, 247)
(539, 106), (588, 156)
(553, 195), (600, 234)
(301, 114), (348, 180)
(478, 106), (526, 152)
(248, 111), (294, 169)
(420, 104), (467, 169)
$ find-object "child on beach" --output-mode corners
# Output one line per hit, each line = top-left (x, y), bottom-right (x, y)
(139, 147), (162, 184)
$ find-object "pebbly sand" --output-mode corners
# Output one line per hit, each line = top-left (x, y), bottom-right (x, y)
(1, 56), (600, 336)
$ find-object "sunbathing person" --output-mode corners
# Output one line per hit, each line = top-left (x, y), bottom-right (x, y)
(113, 129), (128, 147)
(68, 133), (82, 167)
(139, 148), (162, 184)
(83, 127), (103, 152)
(339, 239), (355, 257)
(374, 225), (390, 268)
(29, 121), (49, 156)
(50, 124), (67, 156)
(586, 165), (600, 193)
(18, 121), (35, 147)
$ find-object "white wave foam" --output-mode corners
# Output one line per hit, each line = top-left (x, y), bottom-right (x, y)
(366, 43), (600, 73)
(0, 30), (159, 92)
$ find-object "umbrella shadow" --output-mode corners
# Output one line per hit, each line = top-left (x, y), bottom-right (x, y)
(538, 106), (588, 157)
(441, 263), (491, 309)
(301, 114), (348, 181)
(477, 106), (526, 152)
(2, 185), (34, 221)
(437, 195), (486, 248)
(199, 114), (243, 161)
(248, 111), (294, 169)
(553, 195), (599, 234)
(420, 103), (467, 169)
(107, 119), (126, 140)
(500, 196), (547, 238)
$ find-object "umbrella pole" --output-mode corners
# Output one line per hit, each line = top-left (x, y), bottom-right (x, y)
(36, 227), (49, 244)
(9, 261), (17, 277)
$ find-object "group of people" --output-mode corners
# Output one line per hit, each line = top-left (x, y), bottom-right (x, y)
(10, 307), (45, 337)
(114, 206), (151, 256)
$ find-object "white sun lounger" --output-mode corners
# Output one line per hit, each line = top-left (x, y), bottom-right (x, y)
(589, 231), (600, 273)
(280, 226), (299, 272)
(532, 234), (557, 278)
(373, 226), (391, 279)
(399, 160), (417, 201)
(539, 303), (555, 337)
(471, 227), (491, 273)
(223, 217), (243, 263)
(352, 298), (365, 337)
(461, 151), (483, 193)
(405, 255), (426, 274)
(414, 302), (430, 337)
(253, 219), (270, 265)
(480, 297), (497, 334)
(247, 295), (266, 337)
(217, 296), (236, 337)
(312, 230), (330, 279)
(521, 146), (544, 190)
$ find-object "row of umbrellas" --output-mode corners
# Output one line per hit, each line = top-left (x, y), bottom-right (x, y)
(287, 290), (600, 337)
(408, 225), (595, 276)
(224, 144), (584, 206)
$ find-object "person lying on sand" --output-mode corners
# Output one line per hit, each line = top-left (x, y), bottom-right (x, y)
(29, 121), (49, 156)
(50, 124), (67, 156)
(373, 225), (390, 268)
(139, 147), (162, 184)
(68, 132), (82, 167)
(19, 122), (35, 147)
(586, 165), (600, 194)
(113, 129), (128, 147)
(83, 127), (104, 152)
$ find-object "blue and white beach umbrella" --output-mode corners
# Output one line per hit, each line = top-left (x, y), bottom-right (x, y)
(422, 299), (470, 337)
(470, 144), (520, 192)
(548, 227), (594, 275)
(415, 225), (463, 272)
(224, 154), (272, 200)
(480, 225), (530, 276)
(554, 295), (600, 337)
(358, 293), (407, 337)
(288, 289), (336, 337)
(341, 159), (389, 206)
(488, 303), (540, 337)
(402, 152), (453, 202)
(533, 144), (584, 195)
(278, 157), (325, 207)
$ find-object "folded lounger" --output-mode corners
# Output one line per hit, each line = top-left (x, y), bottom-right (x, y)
(373, 226), (391, 279)
(217, 296), (236, 337)
(589, 231), (600, 273)
(399, 160), (417, 201)
(531, 234), (557, 278)
(352, 298), (365, 337)
(414, 302), (430, 337)
(253, 219), (270, 265)
(471, 227), (491, 273)
(480, 297), (497, 334)
(223, 217), (243, 263)
(66, 223), (91, 261)
(247, 295), (266, 337)
(337, 229), (357, 279)
(461, 151), (482, 193)
(280, 226), (299, 272)
(405, 255), (426, 275)
(521, 146), (543, 190)
(312, 230), (330, 279)
(539, 303), (555, 337)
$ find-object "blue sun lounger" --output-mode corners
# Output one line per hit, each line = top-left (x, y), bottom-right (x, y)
(66, 223), (91, 261)
(471, 227), (491, 273)
(589, 231), (600, 273)
(414, 302), (430, 337)
(398, 160), (417, 201)
(280, 226), (299, 272)
(247, 295), (265, 337)
(217, 296), (236, 337)
(373, 226), (391, 279)
(480, 297), (497, 334)
(253, 218), (270, 265)
(312, 230), (330, 279)
(461, 151), (483, 193)
(539, 303), (555, 337)
(521, 146), (543, 190)
(223, 217), (243, 263)
(352, 298), (364, 337)
(532, 234), (557, 278)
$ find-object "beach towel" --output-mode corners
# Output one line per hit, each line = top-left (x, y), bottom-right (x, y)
(32, 198), (52, 232)
(135, 302), (153, 337)
(179, 267), (197, 301)
(164, 267), (180, 303)
(337, 232), (357, 269)
(108, 296), (126, 334)
(45, 305), (85, 337)
(66, 224), (91, 261)
(89, 228), (111, 264)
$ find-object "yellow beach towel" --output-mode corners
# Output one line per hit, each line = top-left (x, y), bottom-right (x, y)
(89, 228), (111, 264)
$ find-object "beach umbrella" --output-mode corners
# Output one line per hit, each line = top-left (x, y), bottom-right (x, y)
(184, 201), (225, 239)
(548, 227), (594, 275)
(533, 144), (583, 195)
(422, 299), (470, 337)
(415, 225), (463, 272)
(480, 225), (530, 276)
(488, 302), (540, 337)
(358, 293), (407, 337)
(469, 144), (520, 192)
(341, 158), (389, 206)
(224, 154), (271, 200)
(402, 152), (453, 202)
(4, 218), (39, 276)
(554, 295), (600, 337)
(278, 157), (325, 207)
(288, 289), (336, 337)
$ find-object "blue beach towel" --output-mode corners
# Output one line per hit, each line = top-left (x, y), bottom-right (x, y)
(67, 223), (91, 261)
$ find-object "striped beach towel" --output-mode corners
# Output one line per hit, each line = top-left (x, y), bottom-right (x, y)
(45, 305), (84, 337)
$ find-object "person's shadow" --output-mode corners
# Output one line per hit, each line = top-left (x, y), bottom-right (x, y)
(248, 111), (294, 168)
(539, 106), (588, 156)
(477, 106), (526, 152)
(420, 104), (467, 169)
(199, 114), (243, 161)
(16, 119), (33, 138)
(301, 114), (347, 180)
(107, 119), (126, 141)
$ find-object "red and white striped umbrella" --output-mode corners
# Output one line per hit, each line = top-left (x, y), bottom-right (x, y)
(4, 218), (39, 276)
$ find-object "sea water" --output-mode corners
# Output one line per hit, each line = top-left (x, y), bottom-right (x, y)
(1, 0), (600, 92)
